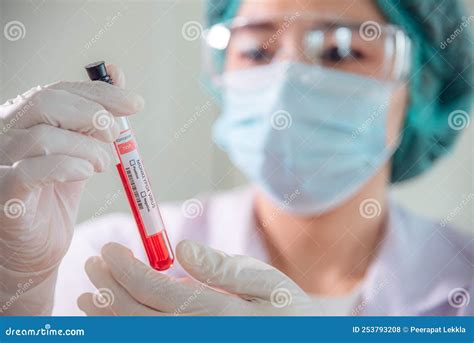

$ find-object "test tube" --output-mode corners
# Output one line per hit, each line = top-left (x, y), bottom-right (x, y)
(85, 61), (174, 271)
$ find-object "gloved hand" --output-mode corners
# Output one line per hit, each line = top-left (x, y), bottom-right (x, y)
(0, 65), (143, 314)
(78, 240), (319, 316)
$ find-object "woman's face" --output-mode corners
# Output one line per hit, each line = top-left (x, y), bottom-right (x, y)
(225, 0), (408, 148)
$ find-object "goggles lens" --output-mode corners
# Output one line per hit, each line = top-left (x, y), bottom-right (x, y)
(203, 14), (411, 82)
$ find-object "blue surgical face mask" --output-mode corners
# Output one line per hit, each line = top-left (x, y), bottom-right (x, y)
(213, 62), (397, 215)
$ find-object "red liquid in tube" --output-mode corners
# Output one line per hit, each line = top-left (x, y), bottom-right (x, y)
(84, 61), (174, 271)
(114, 130), (174, 271)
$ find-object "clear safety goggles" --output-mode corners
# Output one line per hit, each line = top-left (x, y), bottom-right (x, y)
(202, 13), (412, 83)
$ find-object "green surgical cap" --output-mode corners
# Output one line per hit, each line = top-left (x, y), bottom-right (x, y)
(206, 0), (473, 183)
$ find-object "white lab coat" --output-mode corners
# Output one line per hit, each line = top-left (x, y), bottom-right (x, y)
(53, 186), (474, 316)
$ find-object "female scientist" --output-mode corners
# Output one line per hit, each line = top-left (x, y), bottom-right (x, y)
(0, 0), (472, 316)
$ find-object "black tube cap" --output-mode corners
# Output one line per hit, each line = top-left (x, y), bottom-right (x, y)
(84, 61), (112, 84)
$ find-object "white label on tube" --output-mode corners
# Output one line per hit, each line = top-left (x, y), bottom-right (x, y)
(115, 130), (164, 236)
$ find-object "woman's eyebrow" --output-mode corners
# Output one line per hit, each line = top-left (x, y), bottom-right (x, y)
(232, 21), (279, 32)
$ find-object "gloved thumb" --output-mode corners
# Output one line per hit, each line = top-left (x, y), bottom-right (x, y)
(176, 240), (304, 300)
(105, 63), (126, 88)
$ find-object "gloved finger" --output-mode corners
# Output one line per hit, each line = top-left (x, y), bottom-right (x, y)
(176, 240), (304, 301)
(0, 124), (111, 172)
(100, 242), (239, 314)
(84, 256), (163, 316)
(0, 88), (120, 143)
(105, 64), (126, 89)
(46, 80), (144, 116)
(77, 293), (115, 316)
(0, 155), (93, 200)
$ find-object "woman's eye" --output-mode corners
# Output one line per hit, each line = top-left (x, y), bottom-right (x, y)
(321, 46), (364, 63)
(240, 48), (272, 62)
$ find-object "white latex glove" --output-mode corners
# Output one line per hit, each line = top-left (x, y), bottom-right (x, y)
(0, 65), (143, 314)
(78, 240), (319, 316)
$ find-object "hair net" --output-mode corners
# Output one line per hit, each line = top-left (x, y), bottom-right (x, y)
(206, 0), (473, 183)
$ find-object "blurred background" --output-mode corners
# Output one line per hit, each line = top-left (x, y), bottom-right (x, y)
(1, 0), (472, 232)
